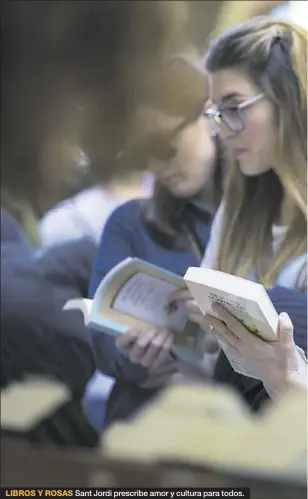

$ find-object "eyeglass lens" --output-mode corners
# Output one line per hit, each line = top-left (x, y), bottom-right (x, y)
(220, 108), (244, 132)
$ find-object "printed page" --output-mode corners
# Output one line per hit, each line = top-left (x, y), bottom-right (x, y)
(112, 272), (188, 333)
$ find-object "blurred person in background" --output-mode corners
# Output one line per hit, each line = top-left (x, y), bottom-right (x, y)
(39, 170), (152, 247)
(1, 1), (197, 218)
(3, 0), (241, 445)
(1, 207), (99, 445)
(2, 0), (298, 438)
(2, 1), (284, 223)
(84, 53), (226, 429)
(1, 0), (209, 444)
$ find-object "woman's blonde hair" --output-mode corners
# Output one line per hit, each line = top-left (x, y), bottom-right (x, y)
(205, 18), (307, 288)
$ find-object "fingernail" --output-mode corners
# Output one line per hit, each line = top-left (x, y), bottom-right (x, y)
(280, 312), (291, 322)
(279, 312), (293, 332)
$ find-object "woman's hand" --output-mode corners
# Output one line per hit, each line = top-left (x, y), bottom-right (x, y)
(201, 303), (307, 398)
(167, 288), (220, 374)
(116, 325), (177, 384)
(167, 288), (204, 325)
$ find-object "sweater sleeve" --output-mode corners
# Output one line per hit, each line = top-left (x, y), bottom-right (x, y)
(1, 242), (95, 394)
(267, 286), (307, 352)
(38, 237), (96, 298)
(89, 200), (140, 297)
(88, 200), (149, 383)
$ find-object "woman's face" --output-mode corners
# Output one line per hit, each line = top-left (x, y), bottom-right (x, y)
(208, 68), (276, 176)
(142, 109), (217, 198)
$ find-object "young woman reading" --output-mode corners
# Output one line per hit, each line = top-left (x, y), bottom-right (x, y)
(116, 18), (307, 413)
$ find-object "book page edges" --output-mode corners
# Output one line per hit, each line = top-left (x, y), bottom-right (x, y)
(185, 268), (279, 340)
(63, 298), (93, 326)
(256, 288), (279, 335)
(92, 258), (185, 329)
(184, 267), (263, 300)
(89, 317), (129, 336)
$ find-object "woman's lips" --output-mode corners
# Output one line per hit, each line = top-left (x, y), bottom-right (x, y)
(233, 148), (248, 159)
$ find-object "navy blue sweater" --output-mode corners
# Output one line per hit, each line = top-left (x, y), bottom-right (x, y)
(1, 209), (96, 393)
(89, 199), (212, 381)
(89, 199), (212, 295)
(89, 199), (307, 384)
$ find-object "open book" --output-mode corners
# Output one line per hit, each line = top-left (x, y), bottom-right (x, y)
(184, 267), (279, 378)
(64, 258), (204, 364)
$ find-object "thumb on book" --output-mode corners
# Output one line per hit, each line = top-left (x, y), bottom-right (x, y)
(278, 312), (295, 347)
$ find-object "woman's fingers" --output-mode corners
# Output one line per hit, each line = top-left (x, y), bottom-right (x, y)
(139, 328), (172, 368)
(150, 334), (174, 371)
(186, 299), (201, 315)
(129, 327), (158, 364)
(211, 303), (276, 360)
(116, 327), (139, 348)
(116, 323), (175, 370)
(167, 287), (192, 305)
(278, 312), (299, 373)
(278, 312), (294, 348)
(212, 303), (260, 346)
(201, 314), (239, 348)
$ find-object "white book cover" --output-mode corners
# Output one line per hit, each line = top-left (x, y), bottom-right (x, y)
(184, 267), (279, 378)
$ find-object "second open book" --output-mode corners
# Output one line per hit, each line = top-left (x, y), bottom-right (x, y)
(64, 258), (279, 374)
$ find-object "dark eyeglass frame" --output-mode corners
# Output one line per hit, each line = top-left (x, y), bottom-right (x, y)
(205, 93), (264, 134)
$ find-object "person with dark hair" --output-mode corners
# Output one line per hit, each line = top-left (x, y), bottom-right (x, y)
(1, 208), (99, 445)
(89, 53), (225, 295)
(39, 172), (150, 248)
(1, 1), (224, 210)
(84, 54), (226, 429)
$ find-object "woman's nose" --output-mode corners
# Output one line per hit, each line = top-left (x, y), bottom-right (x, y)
(218, 122), (235, 141)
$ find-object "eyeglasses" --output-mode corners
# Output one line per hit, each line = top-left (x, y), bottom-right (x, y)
(205, 93), (264, 134)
